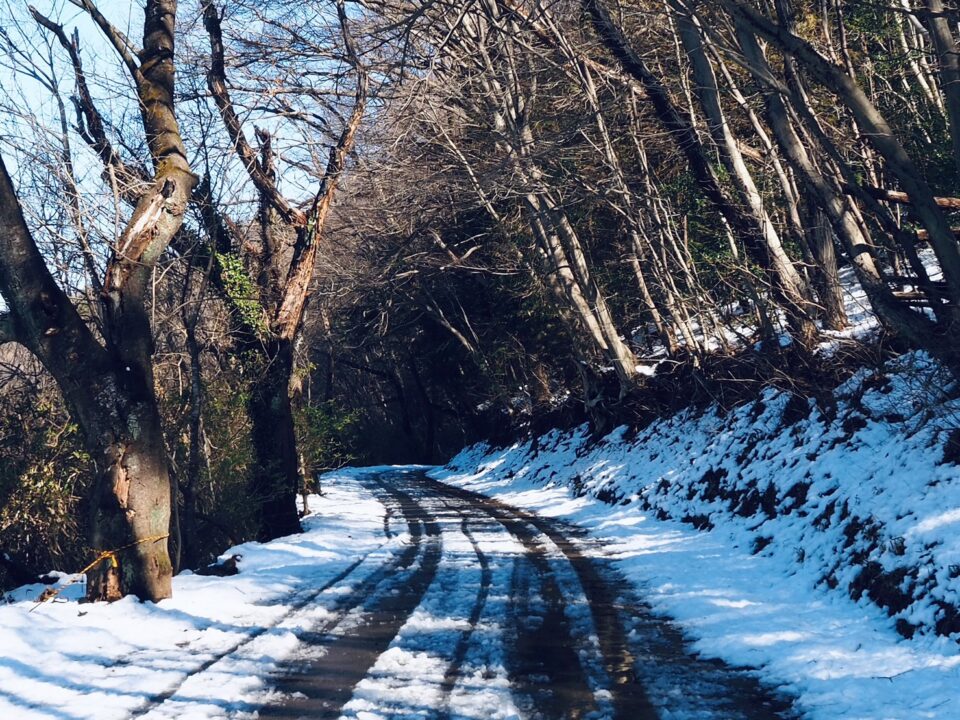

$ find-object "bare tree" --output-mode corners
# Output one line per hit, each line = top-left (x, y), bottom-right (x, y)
(0, 0), (195, 601)
(198, 0), (368, 539)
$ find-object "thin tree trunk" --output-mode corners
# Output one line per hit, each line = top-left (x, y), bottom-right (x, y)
(571, 57), (680, 354)
(807, 205), (848, 330)
(584, 0), (817, 344)
(407, 355), (437, 463)
(924, 0), (960, 176)
(179, 319), (206, 570)
(733, 12), (947, 348)
(670, 1), (817, 345)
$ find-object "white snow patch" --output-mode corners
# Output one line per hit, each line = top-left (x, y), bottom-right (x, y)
(0, 476), (396, 720)
(432, 349), (960, 719)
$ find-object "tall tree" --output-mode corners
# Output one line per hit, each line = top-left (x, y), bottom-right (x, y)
(0, 0), (195, 601)
(199, 0), (368, 540)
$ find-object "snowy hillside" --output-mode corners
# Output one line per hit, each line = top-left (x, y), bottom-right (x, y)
(4, 350), (960, 719)
(433, 350), (960, 719)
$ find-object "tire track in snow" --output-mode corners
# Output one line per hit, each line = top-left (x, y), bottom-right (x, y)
(129, 476), (426, 719)
(437, 514), (494, 700)
(257, 475), (442, 719)
(334, 484), (514, 720)
(338, 471), (642, 720)
(421, 474), (798, 720)
(505, 545), (600, 719)
(259, 471), (794, 720)
(136, 470), (797, 720)
(419, 475), (655, 720)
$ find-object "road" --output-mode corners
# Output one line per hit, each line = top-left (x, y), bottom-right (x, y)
(136, 468), (796, 720)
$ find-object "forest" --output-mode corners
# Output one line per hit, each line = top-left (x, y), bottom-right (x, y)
(1, 0), (959, 609)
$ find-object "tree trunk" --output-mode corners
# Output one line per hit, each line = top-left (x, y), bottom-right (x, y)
(807, 205), (848, 330)
(732, 9), (951, 352)
(525, 196), (638, 388)
(670, 1), (818, 345)
(584, 0), (818, 344)
(90, 249), (177, 601)
(200, 0), (366, 538)
(570, 58), (680, 355)
(86, 400), (173, 601)
(179, 320), (205, 570)
(0, 153), (178, 602)
(923, 0), (960, 177)
(247, 338), (303, 541)
(720, 0), (960, 311)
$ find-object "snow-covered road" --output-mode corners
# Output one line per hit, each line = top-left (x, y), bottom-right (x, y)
(1, 468), (796, 720)
(256, 469), (794, 720)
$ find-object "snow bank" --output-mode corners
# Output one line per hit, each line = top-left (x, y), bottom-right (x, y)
(0, 475), (397, 720)
(432, 350), (960, 719)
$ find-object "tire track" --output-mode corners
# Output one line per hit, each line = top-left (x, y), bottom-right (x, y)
(418, 474), (654, 720)
(130, 478), (425, 719)
(137, 470), (796, 720)
(437, 515), (494, 711)
(257, 476), (442, 719)
(505, 547), (600, 720)
(332, 487), (506, 720)
(418, 473), (797, 720)
(416, 480), (609, 719)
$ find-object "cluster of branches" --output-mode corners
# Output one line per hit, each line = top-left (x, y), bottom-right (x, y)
(3, 0), (960, 602)
(306, 0), (960, 455)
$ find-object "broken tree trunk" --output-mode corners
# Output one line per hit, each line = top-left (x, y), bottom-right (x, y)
(11, 0), (197, 601)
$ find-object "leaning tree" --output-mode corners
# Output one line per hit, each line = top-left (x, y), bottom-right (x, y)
(0, 0), (195, 601)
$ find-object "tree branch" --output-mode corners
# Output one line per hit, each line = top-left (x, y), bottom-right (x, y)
(273, 0), (368, 340)
(29, 6), (150, 205)
(201, 0), (306, 226)
(0, 153), (105, 362)
(67, 0), (141, 82)
(854, 185), (960, 209)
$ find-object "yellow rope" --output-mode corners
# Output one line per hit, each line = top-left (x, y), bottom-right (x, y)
(29, 533), (170, 611)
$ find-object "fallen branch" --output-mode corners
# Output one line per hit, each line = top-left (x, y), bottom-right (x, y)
(194, 554), (241, 577)
(848, 185), (960, 210)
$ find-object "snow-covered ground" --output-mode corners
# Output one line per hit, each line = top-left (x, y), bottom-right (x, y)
(0, 478), (401, 720)
(433, 350), (960, 720)
(3, 348), (960, 719)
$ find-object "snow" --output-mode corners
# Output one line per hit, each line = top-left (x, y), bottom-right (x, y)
(3, 349), (960, 718)
(338, 506), (522, 720)
(432, 350), (960, 719)
(0, 477), (399, 720)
